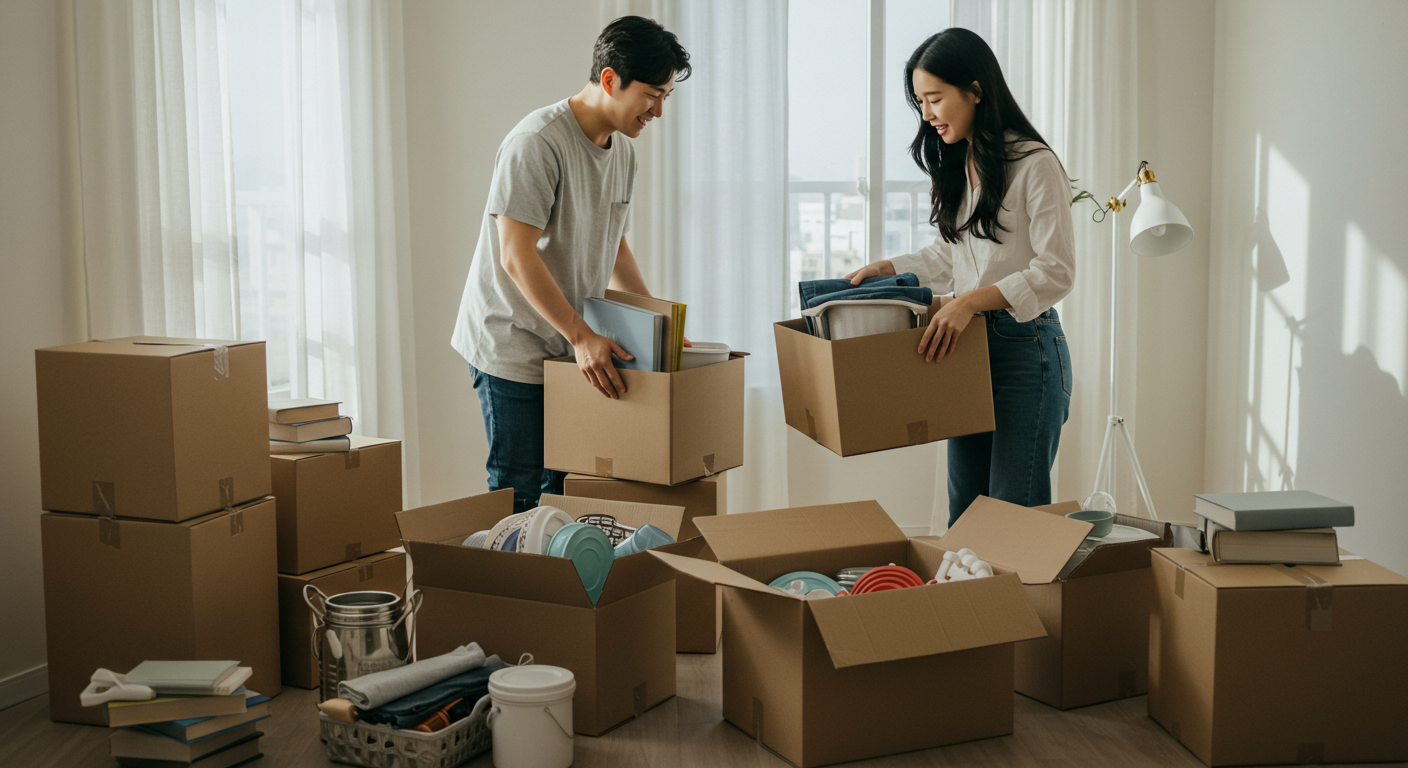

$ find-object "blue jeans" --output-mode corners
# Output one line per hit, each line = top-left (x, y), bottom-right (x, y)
(470, 366), (565, 515)
(947, 308), (1072, 526)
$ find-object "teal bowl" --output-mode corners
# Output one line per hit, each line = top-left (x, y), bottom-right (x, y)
(1066, 509), (1115, 538)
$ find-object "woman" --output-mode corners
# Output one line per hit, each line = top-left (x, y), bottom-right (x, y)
(846, 28), (1075, 526)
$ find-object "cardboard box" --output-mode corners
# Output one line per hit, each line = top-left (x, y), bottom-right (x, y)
(773, 306), (994, 457)
(41, 498), (282, 725)
(1005, 501), (1172, 709)
(36, 337), (272, 522)
(270, 436), (402, 574)
(564, 473), (727, 653)
(543, 353), (745, 485)
(652, 500), (1047, 768)
(277, 551), (407, 689)
(395, 490), (683, 736)
(1149, 547), (1408, 766)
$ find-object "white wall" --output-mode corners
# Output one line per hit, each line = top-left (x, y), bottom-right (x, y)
(1206, 0), (1408, 575)
(0, 0), (78, 706)
(400, 0), (601, 506)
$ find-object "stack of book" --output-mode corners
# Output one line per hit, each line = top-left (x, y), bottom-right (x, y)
(105, 662), (269, 768)
(269, 398), (353, 452)
(1193, 490), (1354, 564)
(582, 290), (687, 372)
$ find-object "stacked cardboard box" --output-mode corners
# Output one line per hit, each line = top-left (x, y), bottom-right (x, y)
(396, 489), (685, 736)
(563, 472), (727, 653)
(34, 337), (281, 725)
(267, 412), (404, 689)
(1149, 547), (1408, 766)
(651, 500), (1049, 768)
(546, 352), (745, 656)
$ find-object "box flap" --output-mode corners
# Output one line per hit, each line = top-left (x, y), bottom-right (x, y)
(938, 496), (1092, 584)
(806, 572), (1048, 668)
(595, 548), (678, 606)
(395, 489), (513, 544)
(539, 493), (686, 540)
(1153, 547), (1408, 589)
(693, 500), (905, 571)
(405, 540), (593, 608)
(1066, 514), (1171, 579)
(647, 551), (794, 599)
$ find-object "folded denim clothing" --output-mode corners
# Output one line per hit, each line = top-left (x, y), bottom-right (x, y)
(360, 655), (508, 729)
(338, 643), (486, 710)
(798, 274), (933, 334)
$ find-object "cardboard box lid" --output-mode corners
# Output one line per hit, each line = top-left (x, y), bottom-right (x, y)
(936, 496), (1093, 585)
(271, 434), (399, 462)
(1154, 547), (1408, 589)
(539, 494), (686, 541)
(692, 500), (906, 571)
(43, 336), (263, 358)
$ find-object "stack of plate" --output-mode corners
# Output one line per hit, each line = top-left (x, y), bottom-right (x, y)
(768, 571), (845, 596)
(546, 523), (614, 606)
(521, 507), (575, 555)
(850, 565), (925, 595)
(835, 567), (876, 591)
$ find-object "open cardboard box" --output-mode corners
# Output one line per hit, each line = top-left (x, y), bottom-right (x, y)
(1149, 547), (1408, 766)
(395, 490), (683, 736)
(774, 301), (994, 457)
(270, 435), (403, 574)
(650, 500), (1047, 768)
(35, 337), (271, 522)
(931, 497), (1171, 709)
(277, 551), (407, 689)
(41, 497), (282, 725)
(543, 353), (745, 485)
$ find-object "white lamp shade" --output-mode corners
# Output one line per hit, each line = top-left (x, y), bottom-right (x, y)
(1129, 181), (1193, 257)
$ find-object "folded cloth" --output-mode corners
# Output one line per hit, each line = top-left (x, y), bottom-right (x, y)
(798, 274), (933, 334)
(360, 655), (508, 729)
(338, 643), (486, 710)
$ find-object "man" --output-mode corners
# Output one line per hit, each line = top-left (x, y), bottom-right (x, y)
(452, 16), (691, 514)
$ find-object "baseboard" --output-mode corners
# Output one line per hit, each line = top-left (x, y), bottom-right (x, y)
(0, 665), (47, 711)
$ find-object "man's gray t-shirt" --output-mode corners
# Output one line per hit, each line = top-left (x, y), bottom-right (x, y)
(452, 99), (635, 384)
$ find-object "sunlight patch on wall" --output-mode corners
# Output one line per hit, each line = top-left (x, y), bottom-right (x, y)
(1342, 222), (1408, 398)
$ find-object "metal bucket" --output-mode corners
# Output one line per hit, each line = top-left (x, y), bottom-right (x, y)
(304, 584), (423, 702)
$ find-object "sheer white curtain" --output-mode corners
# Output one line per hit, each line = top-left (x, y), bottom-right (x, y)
(600, 0), (791, 514)
(954, 0), (1142, 517)
(67, 0), (239, 340)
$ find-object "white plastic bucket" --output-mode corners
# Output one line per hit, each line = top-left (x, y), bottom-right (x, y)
(487, 665), (575, 768)
(680, 342), (730, 369)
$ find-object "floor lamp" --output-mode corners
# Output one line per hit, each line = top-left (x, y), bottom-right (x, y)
(1086, 162), (1193, 521)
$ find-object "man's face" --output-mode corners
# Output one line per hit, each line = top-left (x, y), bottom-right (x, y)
(603, 68), (675, 138)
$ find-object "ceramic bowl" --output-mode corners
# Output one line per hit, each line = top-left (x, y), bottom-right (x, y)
(1066, 509), (1115, 538)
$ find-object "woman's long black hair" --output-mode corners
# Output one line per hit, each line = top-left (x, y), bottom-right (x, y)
(906, 28), (1051, 245)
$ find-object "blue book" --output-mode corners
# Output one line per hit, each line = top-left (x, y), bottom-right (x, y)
(582, 297), (664, 372)
(135, 694), (270, 743)
(1193, 490), (1354, 531)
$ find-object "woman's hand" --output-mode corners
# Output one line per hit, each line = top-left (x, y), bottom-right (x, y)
(843, 259), (896, 285)
(918, 296), (973, 362)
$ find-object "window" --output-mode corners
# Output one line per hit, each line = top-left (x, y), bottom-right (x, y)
(787, 0), (951, 316)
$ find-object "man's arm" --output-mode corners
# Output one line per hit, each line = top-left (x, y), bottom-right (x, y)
(608, 236), (651, 295)
(498, 214), (631, 399)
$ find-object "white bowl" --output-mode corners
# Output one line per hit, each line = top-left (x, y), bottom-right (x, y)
(680, 342), (731, 370)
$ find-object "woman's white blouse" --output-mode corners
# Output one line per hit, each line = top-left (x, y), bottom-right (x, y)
(888, 141), (1076, 323)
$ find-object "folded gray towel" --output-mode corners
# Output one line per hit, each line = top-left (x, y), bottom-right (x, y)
(337, 643), (486, 710)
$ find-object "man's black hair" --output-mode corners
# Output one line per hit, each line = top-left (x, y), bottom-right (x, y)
(590, 16), (691, 89)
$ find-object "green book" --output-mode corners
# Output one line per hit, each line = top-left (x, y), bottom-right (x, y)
(124, 661), (243, 696)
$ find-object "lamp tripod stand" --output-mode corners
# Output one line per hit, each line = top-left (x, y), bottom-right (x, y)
(1086, 162), (1193, 522)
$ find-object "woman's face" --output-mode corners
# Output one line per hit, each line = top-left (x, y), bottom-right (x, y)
(912, 68), (980, 144)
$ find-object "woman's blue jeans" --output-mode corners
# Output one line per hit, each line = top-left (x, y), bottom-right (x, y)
(470, 365), (565, 515)
(947, 308), (1072, 527)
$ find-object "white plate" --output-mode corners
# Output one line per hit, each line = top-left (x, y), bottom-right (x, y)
(522, 507), (574, 555)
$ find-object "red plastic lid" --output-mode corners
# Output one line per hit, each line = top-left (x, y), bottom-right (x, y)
(851, 565), (924, 594)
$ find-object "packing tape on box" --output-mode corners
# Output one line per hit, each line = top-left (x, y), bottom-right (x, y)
(229, 509), (245, 536)
(907, 420), (929, 445)
(99, 516), (120, 549)
(346, 542), (363, 561)
(1271, 564), (1333, 632)
(804, 409), (818, 440)
(1174, 563), (1206, 598)
(701, 454), (715, 476)
(344, 447), (361, 470)
(92, 480), (116, 516)
(595, 457), (614, 477)
(1297, 743), (1326, 764)
(220, 476), (235, 510)
(358, 563), (375, 582)
(633, 682), (647, 717)
(97, 339), (231, 379)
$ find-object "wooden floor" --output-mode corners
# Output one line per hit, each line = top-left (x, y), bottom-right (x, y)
(2, 651), (1400, 768)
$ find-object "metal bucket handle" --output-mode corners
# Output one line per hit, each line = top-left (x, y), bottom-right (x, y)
(304, 584), (331, 662)
(395, 587), (423, 656)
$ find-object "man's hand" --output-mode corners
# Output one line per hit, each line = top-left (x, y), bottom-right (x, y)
(919, 295), (974, 363)
(843, 259), (896, 285)
(574, 330), (632, 399)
